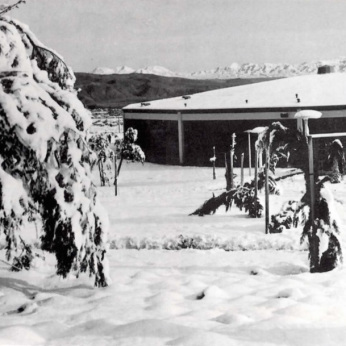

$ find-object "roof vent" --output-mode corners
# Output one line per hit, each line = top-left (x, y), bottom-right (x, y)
(317, 65), (334, 74)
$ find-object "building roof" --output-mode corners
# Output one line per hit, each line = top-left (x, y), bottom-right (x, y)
(123, 73), (346, 113)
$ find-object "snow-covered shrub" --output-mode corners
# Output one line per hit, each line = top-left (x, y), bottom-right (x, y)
(0, 16), (110, 286)
(325, 139), (345, 183)
(190, 183), (263, 218)
(257, 171), (280, 195)
(230, 183), (263, 218)
(269, 200), (309, 233)
(121, 128), (145, 163)
(88, 134), (115, 186)
(300, 180), (342, 272)
(108, 233), (303, 251)
(259, 122), (342, 273)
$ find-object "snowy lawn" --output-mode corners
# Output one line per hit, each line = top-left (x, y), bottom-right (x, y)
(2, 162), (346, 345)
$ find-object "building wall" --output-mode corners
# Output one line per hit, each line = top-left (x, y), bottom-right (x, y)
(125, 119), (179, 164)
(125, 116), (346, 167)
(184, 119), (293, 166)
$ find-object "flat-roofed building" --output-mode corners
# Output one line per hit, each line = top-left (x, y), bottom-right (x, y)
(123, 71), (346, 166)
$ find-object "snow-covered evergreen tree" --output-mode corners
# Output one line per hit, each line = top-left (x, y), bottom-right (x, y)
(0, 13), (110, 286)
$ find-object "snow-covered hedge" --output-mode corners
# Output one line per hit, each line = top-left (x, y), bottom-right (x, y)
(109, 233), (307, 251)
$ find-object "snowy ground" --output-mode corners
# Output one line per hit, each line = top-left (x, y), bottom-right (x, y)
(2, 162), (346, 345)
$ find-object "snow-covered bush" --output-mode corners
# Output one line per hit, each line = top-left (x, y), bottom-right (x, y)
(88, 134), (115, 186)
(108, 233), (303, 251)
(88, 129), (145, 187)
(190, 182), (263, 218)
(325, 139), (345, 183)
(121, 127), (145, 163)
(0, 15), (110, 286)
(269, 200), (308, 233)
(259, 122), (342, 273)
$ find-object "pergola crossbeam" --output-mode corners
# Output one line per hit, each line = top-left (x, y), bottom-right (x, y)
(309, 132), (346, 139)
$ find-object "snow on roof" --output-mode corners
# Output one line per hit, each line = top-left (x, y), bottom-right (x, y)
(123, 73), (346, 112)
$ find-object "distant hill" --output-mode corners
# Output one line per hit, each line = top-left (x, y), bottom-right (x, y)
(75, 72), (274, 109)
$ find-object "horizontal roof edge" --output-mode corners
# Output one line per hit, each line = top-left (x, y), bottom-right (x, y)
(123, 104), (346, 114)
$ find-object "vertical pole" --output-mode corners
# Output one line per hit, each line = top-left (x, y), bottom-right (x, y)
(297, 118), (303, 133)
(98, 160), (104, 186)
(303, 118), (310, 136)
(254, 149), (258, 203)
(212, 146), (216, 180)
(308, 136), (315, 223)
(117, 156), (123, 176)
(225, 152), (230, 190)
(114, 155), (118, 196)
(230, 145), (233, 188)
(264, 149), (270, 234)
(241, 153), (244, 186)
(230, 133), (236, 189)
(178, 112), (184, 165)
(248, 132), (252, 176)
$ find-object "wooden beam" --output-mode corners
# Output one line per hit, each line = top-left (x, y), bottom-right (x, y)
(308, 136), (315, 223)
(255, 149), (258, 200)
(264, 149), (270, 234)
(178, 112), (184, 164)
(241, 153), (244, 186)
(310, 132), (346, 139)
(248, 132), (252, 176)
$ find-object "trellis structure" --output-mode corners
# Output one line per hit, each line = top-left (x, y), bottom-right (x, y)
(263, 110), (346, 233)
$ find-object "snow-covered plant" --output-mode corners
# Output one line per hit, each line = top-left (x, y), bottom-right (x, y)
(257, 171), (280, 195)
(0, 17), (110, 286)
(229, 183), (263, 218)
(325, 139), (345, 183)
(121, 128), (145, 163)
(11, 236), (34, 271)
(96, 137), (115, 186)
(300, 177), (343, 272)
(269, 200), (309, 233)
(260, 122), (342, 273)
(190, 182), (263, 218)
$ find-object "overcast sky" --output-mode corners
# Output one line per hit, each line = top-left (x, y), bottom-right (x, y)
(9, 0), (346, 73)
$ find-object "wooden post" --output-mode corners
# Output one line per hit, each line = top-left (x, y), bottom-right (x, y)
(225, 152), (230, 190)
(264, 149), (270, 234)
(212, 146), (216, 180)
(254, 149), (258, 204)
(117, 156), (124, 176)
(118, 116), (121, 134)
(98, 159), (104, 186)
(114, 155), (118, 196)
(241, 153), (244, 186)
(308, 136), (315, 223)
(248, 132), (252, 176)
(259, 151), (263, 168)
(178, 112), (184, 165)
(230, 133), (236, 189)
(301, 118), (315, 223)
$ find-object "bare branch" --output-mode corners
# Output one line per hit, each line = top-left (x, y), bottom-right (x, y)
(0, 0), (26, 16)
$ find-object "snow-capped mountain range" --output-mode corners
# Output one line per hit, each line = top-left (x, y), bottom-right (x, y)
(92, 58), (346, 79)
